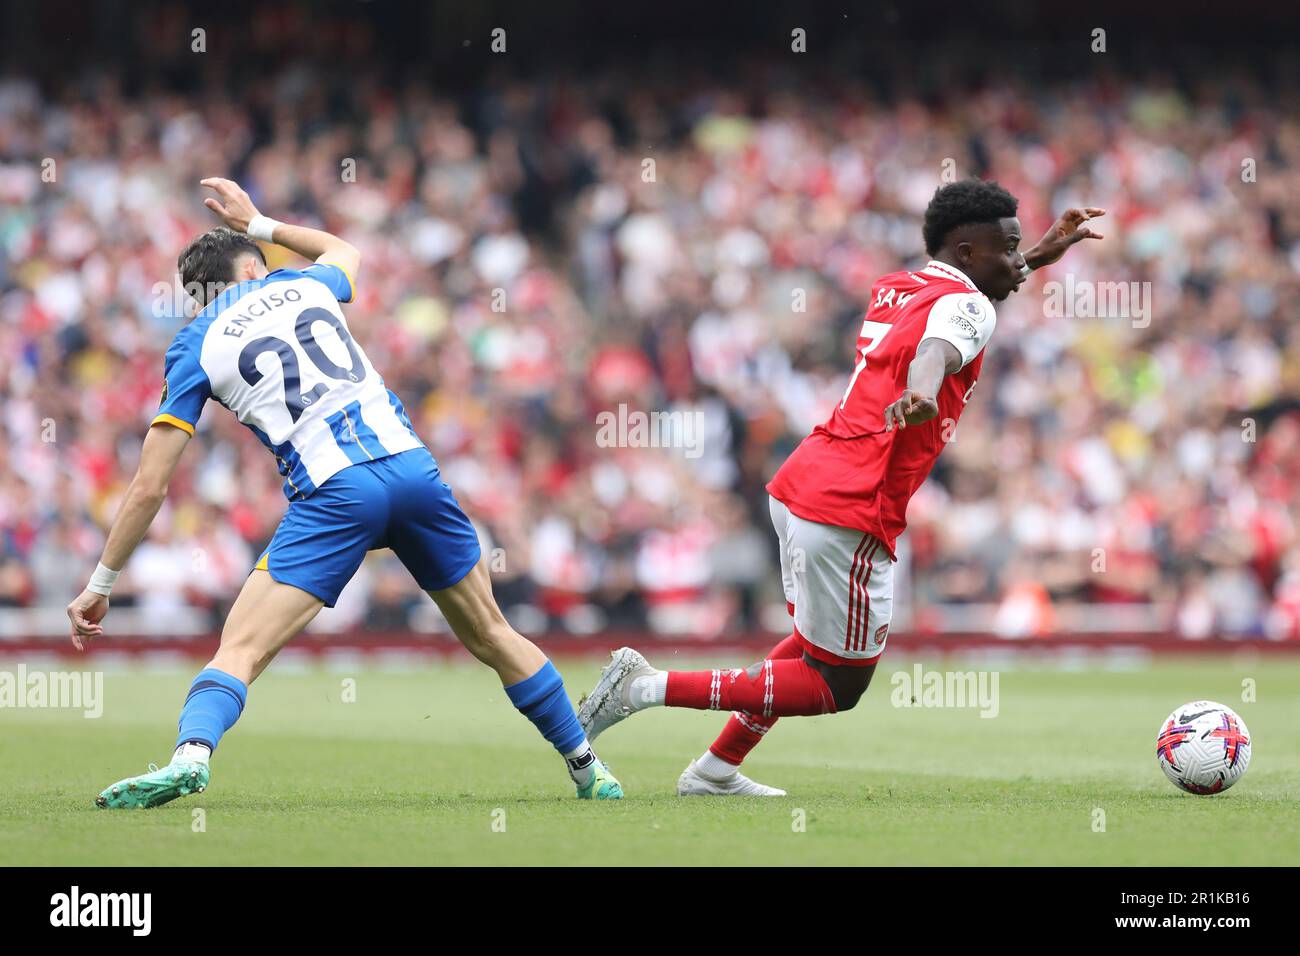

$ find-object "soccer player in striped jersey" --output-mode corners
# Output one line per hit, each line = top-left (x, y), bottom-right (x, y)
(67, 178), (622, 806)
(578, 180), (1103, 796)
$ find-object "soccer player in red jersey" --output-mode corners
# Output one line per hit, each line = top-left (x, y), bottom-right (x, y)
(578, 180), (1103, 795)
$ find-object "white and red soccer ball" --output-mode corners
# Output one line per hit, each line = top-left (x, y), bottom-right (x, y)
(1156, 700), (1251, 795)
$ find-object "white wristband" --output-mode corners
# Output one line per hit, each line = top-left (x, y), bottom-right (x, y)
(87, 562), (121, 597)
(247, 215), (282, 243)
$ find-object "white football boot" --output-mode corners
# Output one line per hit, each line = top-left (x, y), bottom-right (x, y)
(577, 647), (659, 742)
(677, 759), (787, 797)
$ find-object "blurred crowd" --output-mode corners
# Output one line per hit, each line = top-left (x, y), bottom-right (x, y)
(3, 52), (1300, 640)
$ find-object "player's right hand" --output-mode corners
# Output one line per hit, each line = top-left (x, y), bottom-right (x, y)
(883, 389), (939, 431)
(67, 589), (109, 652)
(200, 177), (261, 233)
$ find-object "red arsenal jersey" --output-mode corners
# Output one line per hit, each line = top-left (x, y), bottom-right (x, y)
(767, 260), (998, 558)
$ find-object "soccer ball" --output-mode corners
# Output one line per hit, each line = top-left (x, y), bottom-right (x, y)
(1155, 700), (1251, 795)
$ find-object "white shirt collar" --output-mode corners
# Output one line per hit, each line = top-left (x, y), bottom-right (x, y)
(922, 260), (979, 292)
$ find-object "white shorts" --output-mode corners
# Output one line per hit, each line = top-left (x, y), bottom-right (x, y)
(769, 496), (893, 664)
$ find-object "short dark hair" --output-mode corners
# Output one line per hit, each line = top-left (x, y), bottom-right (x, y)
(922, 180), (1019, 256)
(177, 227), (265, 306)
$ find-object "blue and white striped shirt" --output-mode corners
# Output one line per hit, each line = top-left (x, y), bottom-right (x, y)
(154, 264), (423, 499)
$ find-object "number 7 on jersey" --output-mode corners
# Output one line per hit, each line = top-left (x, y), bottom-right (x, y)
(839, 319), (893, 409)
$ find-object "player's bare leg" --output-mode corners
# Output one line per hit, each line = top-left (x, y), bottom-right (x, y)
(208, 570), (325, 683)
(96, 571), (323, 808)
(426, 558), (546, 686)
(427, 556), (622, 799)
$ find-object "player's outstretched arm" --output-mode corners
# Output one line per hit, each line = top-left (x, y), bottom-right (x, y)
(883, 338), (962, 432)
(1023, 206), (1105, 270)
(199, 177), (361, 286)
(66, 423), (192, 650)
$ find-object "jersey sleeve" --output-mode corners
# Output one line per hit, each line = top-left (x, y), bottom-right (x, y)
(301, 262), (356, 303)
(920, 292), (997, 369)
(151, 336), (211, 436)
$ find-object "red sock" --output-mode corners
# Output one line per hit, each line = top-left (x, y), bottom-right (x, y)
(665, 654), (836, 718)
(708, 634), (802, 765)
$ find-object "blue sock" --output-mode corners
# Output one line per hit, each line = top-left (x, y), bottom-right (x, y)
(175, 668), (247, 753)
(504, 661), (588, 758)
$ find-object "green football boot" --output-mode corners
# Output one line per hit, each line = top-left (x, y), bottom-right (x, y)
(575, 759), (623, 800)
(95, 761), (210, 809)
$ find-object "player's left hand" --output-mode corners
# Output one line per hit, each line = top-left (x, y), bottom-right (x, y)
(200, 177), (262, 234)
(1025, 207), (1105, 269)
(67, 589), (109, 652)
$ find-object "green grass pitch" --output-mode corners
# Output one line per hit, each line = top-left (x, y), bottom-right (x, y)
(1, 655), (1296, 865)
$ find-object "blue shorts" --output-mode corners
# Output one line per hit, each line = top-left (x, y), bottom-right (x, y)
(254, 448), (481, 607)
